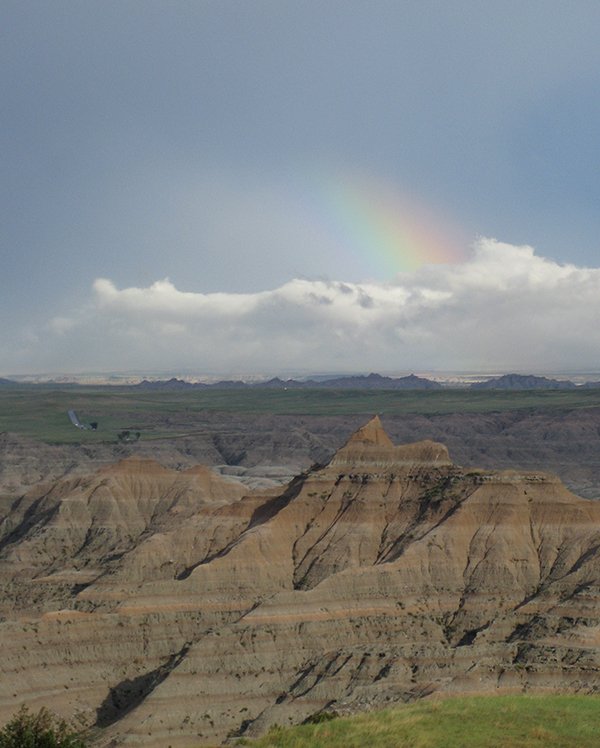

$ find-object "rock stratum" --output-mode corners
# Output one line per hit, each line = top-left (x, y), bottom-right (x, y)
(2, 417), (600, 745)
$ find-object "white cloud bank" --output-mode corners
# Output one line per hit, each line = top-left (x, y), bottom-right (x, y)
(9, 239), (600, 374)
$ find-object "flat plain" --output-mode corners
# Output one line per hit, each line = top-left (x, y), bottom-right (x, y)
(2, 385), (600, 443)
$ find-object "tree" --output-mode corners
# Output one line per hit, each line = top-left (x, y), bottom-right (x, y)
(0, 706), (86, 748)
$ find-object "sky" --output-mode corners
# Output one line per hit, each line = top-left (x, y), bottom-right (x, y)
(2, 1), (600, 377)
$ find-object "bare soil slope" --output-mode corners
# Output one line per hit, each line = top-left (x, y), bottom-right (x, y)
(2, 418), (600, 745)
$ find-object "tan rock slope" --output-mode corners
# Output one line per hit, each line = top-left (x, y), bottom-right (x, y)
(0, 458), (247, 613)
(2, 417), (600, 746)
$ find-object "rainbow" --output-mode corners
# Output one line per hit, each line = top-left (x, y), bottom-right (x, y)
(303, 171), (467, 278)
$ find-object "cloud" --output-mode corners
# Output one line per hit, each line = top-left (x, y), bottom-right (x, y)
(8, 239), (600, 374)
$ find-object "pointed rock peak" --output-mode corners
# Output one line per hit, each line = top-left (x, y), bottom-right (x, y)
(345, 415), (394, 448)
(328, 416), (453, 470)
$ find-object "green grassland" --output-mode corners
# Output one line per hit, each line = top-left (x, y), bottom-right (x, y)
(1, 386), (600, 444)
(239, 694), (600, 748)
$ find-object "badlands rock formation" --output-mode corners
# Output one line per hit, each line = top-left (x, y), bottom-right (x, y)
(1, 417), (600, 746)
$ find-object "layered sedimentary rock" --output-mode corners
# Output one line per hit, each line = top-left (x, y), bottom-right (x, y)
(2, 417), (600, 746)
(0, 458), (248, 613)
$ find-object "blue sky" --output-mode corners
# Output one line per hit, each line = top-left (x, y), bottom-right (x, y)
(2, 1), (600, 375)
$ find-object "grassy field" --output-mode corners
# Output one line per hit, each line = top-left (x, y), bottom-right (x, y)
(1, 385), (600, 444)
(239, 694), (600, 748)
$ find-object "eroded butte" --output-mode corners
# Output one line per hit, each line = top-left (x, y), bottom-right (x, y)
(1, 416), (600, 745)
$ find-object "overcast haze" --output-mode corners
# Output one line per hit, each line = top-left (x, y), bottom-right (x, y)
(2, 2), (600, 376)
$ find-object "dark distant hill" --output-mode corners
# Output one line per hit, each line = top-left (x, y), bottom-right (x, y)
(215, 380), (251, 389)
(313, 373), (442, 389)
(135, 373), (442, 391)
(0, 378), (18, 387)
(471, 373), (576, 390)
(252, 377), (306, 389)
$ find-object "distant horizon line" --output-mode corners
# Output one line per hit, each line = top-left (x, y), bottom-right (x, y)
(4, 369), (600, 386)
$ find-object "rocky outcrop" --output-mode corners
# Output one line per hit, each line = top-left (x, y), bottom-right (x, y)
(2, 418), (600, 746)
(0, 458), (247, 613)
(328, 415), (452, 470)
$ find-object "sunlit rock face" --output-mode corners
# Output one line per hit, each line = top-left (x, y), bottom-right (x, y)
(2, 418), (600, 746)
(327, 414), (453, 470)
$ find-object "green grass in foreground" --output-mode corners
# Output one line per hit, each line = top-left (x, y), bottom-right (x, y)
(240, 695), (600, 748)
